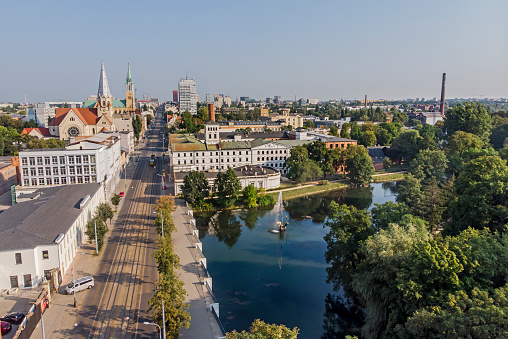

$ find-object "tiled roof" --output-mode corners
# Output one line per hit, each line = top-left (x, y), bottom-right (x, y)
(49, 108), (100, 126)
(21, 127), (52, 136)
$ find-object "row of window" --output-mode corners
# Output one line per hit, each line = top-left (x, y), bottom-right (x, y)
(177, 156), (286, 165)
(23, 176), (97, 186)
(22, 165), (97, 177)
(21, 155), (96, 166)
(176, 149), (288, 157)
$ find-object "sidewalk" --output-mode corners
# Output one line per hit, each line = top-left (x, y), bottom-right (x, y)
(172, 199), (223, 338)
(30, 175), (135, 339)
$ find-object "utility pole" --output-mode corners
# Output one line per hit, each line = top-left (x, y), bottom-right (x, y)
(94, 220), (98, 255)
(162, 299), (166, 338)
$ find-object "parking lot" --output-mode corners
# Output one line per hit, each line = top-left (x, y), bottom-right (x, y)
(0, 287), (42, 338)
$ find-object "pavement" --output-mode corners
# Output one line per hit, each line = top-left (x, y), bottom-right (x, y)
(172, 199), (224, 338)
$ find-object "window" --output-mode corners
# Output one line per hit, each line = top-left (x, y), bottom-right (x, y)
(39, 178), (45, 185)
(70, 177), (76, 184)
(61, 177), (67, 184)
(69, 167), (75, 175)
(38, 168), (44, 176)
(54, 177), (59, 185)
(22, 168), (28, 176)
(75, 155), (81, 164)
(76, 166), (82, 175)
(84, 166), (89, 174)
(91, 176), (96, 183)
(46, 168), (51, 176)
(24, 274), (32, 287)
(90, 166), (96, 174)
(29, 157), (35, 166)
(53, 167), (59, 175)
(52, 156), (58, 164)
(31, 179), (37, 186)
(22, 157), (28, 166)
(84, 176), (90, 183)
(42, 250), (49, 259)
(82, 155), (88, 164)
(37, 157), (43, 165)
(15, 253), (22, 264)
(44, 157), (50, 165)
(68, 156), (74, 164)
(60, 167), (66, 175)
(60, 156), (65, 164)
(90, 155), (95, 163)
(77, 177), (83, 183)
(46, 178), (52, 185)
(10, 276), (18, 288)
(30, 169), (36, 177)
(44, 270), (51, 281)
(23, 179), (29, 186)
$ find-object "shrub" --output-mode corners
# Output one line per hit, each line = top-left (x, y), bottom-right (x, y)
(257, 195), (276, 206)
(319, 180), (329, 185)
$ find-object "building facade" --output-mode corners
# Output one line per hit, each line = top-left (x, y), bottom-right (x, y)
(0, 184), (104, 290)
(26, 102), (83, 128)
(178, 78), (197, 115)
(18, 137), (121, 199)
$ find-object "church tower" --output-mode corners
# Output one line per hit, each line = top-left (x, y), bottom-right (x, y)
(125, 63), (135, 114)
(97, 61), (113, 119)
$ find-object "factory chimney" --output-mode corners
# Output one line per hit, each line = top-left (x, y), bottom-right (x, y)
(440, 73), (446, 116)
(364, 95), (367, 108)
(208, 103), (215, 121)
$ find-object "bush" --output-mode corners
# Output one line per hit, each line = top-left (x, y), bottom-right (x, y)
(257, 195), (276, 206)
(383, 158), (393, 169)
(319, 180), (329, 185)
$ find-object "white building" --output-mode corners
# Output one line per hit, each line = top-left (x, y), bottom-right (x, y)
(174, 165), (280, 195)
(18, 136), (121, 199)
(0, 183), (104, 290)
(26, 102), (83, 128)
(178, 78), (197, 115)
(169, 124), (312, 175)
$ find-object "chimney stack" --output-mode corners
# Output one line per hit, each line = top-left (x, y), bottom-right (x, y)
(364, 95), (367, 108)
(208, 103), (215, 121)
(440, 73), (446, 116)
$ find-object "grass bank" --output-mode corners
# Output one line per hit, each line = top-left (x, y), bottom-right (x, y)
(267, 182), (348, 201)
(372, 172), (406, 183)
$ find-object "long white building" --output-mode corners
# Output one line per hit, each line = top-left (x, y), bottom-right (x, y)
(18, 135), (121, 199)
(178, 78), (197, 115)
(0, 184), (104, 290)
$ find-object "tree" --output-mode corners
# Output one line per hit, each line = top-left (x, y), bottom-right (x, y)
(96, 202), (114, 224)
(370, 201), (411, 230)
(85, 216), (108, 251)
(146, 114), (153, 126)
(110, 194), (121, 211)
(182, 171), (209, 205)
(345, 153), (374, 186)
(241, 184), (258, 208)
(329, 125), (339, 136)
(490, 123), (508, 149)
(284, 146), (308, 180)
(304, 120), (315, 129)
(389, 130), (422, 162)
(409, 149), (448, 184)
(447, 130), (484, 156)
(297, 160), (323, 183)
(360, 130), (376, 147)
(340, 122), (351, 138)
(132, 115), (142, 139)
(448, 155), (508, 234)
(0, 135), (4, 156)
(324, 202), (374, 296)
(444, 102), (492, 142)
(226, 319), (299, 339)
(391, 111), (408, 124)
(214, 168), (241, 207)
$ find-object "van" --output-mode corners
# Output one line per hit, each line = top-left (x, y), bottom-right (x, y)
(65, 276), (94, 294)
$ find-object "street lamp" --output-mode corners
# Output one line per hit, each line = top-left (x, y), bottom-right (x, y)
(143, 322), (161, 339)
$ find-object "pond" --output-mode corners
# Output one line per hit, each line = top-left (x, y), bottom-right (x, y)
(195, 182), (399, 338)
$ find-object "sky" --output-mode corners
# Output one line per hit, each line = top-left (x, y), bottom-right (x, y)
(1, 0), (507, 103)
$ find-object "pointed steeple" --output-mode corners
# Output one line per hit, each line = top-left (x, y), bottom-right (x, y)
(126, 63), (133, 84)
(98, 60), (112, 99)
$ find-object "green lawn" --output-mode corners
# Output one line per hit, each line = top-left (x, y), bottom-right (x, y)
(267, 182), (348, 201)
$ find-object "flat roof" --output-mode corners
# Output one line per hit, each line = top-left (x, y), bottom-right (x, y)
(0, 183), (102, 251)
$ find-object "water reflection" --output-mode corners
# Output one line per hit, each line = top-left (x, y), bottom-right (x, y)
(195, 183), (398, 338)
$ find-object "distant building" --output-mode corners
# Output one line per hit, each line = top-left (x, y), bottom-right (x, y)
(0, 183), (105, 290)
(273, 96), (281, 104)
(407, 112), (444, 126)
(143, 94), (148, 101)
(173, 90), (178, 103)
(206, 94), (212, 103)
(26, 102), (83, 128)
(266, 97), (274, 104)
(308, 99), (319, 105)
(0, 156), (19, 196)
(178, 78), (197, 115)
(21, 127), (53, 139)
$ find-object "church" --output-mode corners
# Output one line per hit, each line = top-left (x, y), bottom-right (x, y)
(48, 62), (137, 140)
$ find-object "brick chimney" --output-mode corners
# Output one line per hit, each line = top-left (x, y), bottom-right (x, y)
(208, 103), (215, 121)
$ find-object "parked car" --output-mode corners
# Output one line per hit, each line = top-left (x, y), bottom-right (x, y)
(162, 185), (167, 190)
(65, 276), (94, 294)
(1, 312), (25, 325)
(1, 321), (11, 335)
(119, 192), (124, 197)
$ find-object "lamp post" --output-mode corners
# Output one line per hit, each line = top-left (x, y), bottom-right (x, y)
(143, 322), (161, 339)
(94, 220), (98, 255)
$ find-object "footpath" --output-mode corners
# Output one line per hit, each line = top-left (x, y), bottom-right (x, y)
(172, 199), (224, 338)
(30, 169), (136, 338)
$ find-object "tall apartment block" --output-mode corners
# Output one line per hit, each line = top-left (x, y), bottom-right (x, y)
(178, 78), (197, 114)
(173, 90), (178, 103)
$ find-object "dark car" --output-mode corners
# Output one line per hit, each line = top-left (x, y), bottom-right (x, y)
(1, 312), (25, 325)
(1, 321), (12, 335)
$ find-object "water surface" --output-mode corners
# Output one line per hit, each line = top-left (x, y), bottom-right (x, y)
(196, 182), (398, 338)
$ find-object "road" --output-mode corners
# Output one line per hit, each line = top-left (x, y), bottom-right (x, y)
(72, 111), (167, 339)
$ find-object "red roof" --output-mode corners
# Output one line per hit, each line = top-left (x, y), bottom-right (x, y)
(49, 108), (100, 126)
(21, 127), (52, 136)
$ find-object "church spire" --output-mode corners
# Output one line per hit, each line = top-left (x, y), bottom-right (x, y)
(98, 60), (112, 99)
(126, 63), (133, 84)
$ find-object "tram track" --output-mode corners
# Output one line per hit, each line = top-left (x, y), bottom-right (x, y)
(84, 120), (163, 338)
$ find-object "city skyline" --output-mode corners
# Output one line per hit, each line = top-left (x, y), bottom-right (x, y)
(1, 0), (507, 103)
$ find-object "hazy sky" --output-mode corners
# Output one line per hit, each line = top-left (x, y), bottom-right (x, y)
(1, 0), (507, 103)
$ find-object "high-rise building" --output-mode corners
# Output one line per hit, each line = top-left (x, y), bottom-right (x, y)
(173, 90), (178, 103)
(206, 94), (212, 103)
(274, 96), (281, 104)
(178, 78), (197, 114)
(143, 94), (148, 101)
